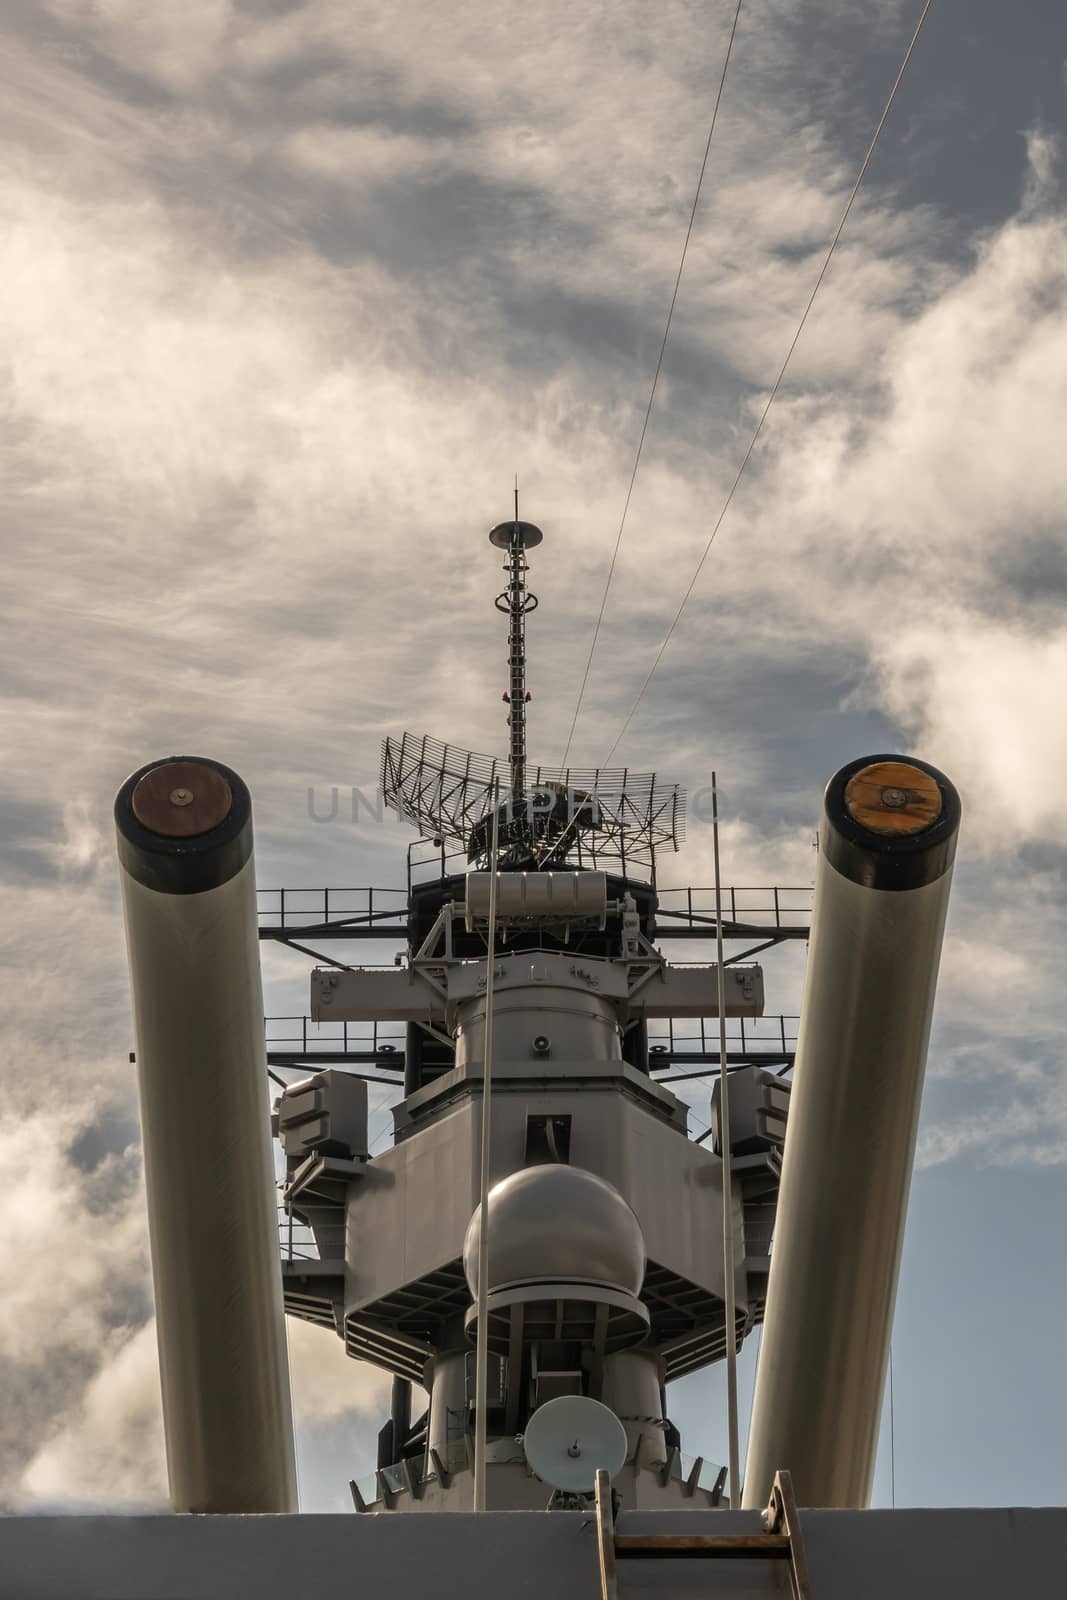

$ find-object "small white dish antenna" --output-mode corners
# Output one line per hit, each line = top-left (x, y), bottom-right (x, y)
(523, 1396), (628, 1494)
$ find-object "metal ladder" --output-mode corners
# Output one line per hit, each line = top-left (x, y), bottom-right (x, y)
(594, 1468), (812, 1600)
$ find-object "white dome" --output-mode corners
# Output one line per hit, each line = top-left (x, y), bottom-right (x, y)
(463, 1164), (645, 1298)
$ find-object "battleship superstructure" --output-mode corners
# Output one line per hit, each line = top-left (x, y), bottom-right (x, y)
(277, 519), (780, 1512)
(107, 517), (963, 1531)
(10, 513), (1064, 1598)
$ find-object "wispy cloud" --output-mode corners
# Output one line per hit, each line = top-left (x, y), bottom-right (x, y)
(2, 0), (1066, 1510)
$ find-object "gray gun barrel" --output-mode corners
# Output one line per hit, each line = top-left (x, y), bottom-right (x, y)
(116, 757), (297, 1514)
(743, 755), (960, 1510)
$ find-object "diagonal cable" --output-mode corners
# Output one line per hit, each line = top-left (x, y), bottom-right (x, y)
(558, 0), (745, 771)
(601, 0), (936, 766)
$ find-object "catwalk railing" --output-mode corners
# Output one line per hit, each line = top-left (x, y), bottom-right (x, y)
(278, 1204), (346, 1264)
(272, 1013), (798, 1264)
(267, 1014), (406, 1070)
(257, 885), (813, 944)
(265, 1014), (799, 1074)
(258, 887), (409, 942)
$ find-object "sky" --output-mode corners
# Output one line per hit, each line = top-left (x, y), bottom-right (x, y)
(2, 0), (1067, 1514)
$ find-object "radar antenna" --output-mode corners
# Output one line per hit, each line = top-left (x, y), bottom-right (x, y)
(379, 514), (685, 877)
(489, 516), (542, 805)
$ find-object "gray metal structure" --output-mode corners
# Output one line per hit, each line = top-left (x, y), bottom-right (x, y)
(271, 522), (798, 1513)
(7, 1506), (1067, 1598)
(115, 757), (297, 1515)
(283, 915), (777, 1510)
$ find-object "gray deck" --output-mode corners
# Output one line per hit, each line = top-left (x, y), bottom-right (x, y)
(3, 1506), (1066, 1599)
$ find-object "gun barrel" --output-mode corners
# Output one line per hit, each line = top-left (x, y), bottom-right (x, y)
(742, 756), (960, 1509)
(116, 757), (297, 1514)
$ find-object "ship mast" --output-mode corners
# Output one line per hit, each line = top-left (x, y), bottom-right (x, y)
(490, 513), (541, 811)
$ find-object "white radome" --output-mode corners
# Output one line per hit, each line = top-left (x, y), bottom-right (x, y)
(463, 1163), (646, 1297)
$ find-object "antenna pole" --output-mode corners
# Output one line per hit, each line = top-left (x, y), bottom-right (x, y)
(490, 516), (541, 829)
(712, 773), (742, 1505)
(506, 526), (527, 803)
(473, 783), (501, 1512)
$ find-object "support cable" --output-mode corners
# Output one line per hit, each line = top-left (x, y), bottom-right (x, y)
(601, 0), (936, 766)
(558, 0), (745, 771)
(889, 1342), (897, 1508)
(473, 785), (502, 1512)
(712, 773), (742, 1504)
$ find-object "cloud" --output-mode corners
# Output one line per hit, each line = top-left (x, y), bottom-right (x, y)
(876, 620), (1067, 848)
(287, 1315), (392, 1426)
(15, 1323), (167, 1511)
(917, 1083), (1067, 1172)
(1022, 126), (1060, 216)
(0, 1092), (151, 1504)
(3, 0), (1067, 1514)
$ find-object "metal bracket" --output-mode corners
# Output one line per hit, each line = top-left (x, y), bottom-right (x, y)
(405, 898), (461, 1001)
(595, 1464), (812, 1600)
(412, 900), (460, 965)
(655, 1445), (677, 1488)
(763, 1469), (812, 1600)
(284, 1152), (365, 1206)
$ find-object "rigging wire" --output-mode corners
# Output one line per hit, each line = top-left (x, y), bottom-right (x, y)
(889, 1342), (897, 1507)
(600, 0), (936, 767)
(473, 784), (502, 1513)
(557, 0), (745, 772)
(712, 772), (742, 1502)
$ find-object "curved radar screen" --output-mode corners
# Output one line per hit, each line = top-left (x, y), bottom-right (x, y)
(523, 1395), (628, 1494)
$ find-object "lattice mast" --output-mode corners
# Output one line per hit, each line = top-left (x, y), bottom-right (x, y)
(379, 515), (685, 876)
(491, 512), (541, 807)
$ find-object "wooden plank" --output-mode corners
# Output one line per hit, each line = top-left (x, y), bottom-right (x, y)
(594, 1469), (619, 1600)
(843, 760), (942, 836)
(615, 1534), (790, 1555)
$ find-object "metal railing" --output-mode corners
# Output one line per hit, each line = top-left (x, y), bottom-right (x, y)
(408, 837), (471, 890)
(278, 1203), (347, 1264)
(648, 1014), (798, 1069)
(264, 1013), (798, 1075)
(266, 1016), (406, 1067)
(257, 883), (813, 943)
(655, 885), (812, 937)
(258, 887), (408, 940)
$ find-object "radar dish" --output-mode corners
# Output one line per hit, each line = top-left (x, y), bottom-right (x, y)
(523, 1395), (628, 1494)
(489, 520), (544, 549)
(380, 732), (685, 873)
